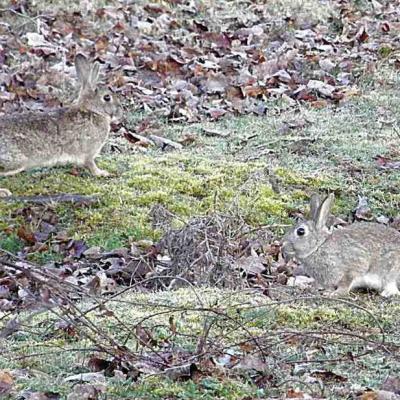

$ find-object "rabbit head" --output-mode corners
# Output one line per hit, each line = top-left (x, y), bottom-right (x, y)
(282, 193), (334, 261)
(74, 54), (122, 120)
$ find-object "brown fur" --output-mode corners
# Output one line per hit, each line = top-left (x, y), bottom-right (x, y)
(0, 54), (121, 195)
(282, 194), (400, 297)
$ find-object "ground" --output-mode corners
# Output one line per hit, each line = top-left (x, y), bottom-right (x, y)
(3, 72), (400, 256)
(1, 0), (400, 399)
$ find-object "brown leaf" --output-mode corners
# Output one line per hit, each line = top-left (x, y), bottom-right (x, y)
(95, 35), (109, 53)
(357, 390), (400, 400)
(375, 155), (400, 170)
(355, 25), (369, 43)
(381, 22), (390, 32)
(88, 357), (114, 372)
(0, 370), (14, 395)
(242, 85), (266, 97)
(17, 225), (36, 244)
(123, 130), (155, 147)
(310, 369), (348, 383)
(207, 108), (226, 120)
(307, 80), (336, 98)
(287, 388), (305, 398)
(358, 391), (378, 400)
(178, 133), (197, 145)
(235, 255), (266, 275)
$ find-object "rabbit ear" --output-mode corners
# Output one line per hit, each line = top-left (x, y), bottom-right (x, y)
(309, 194), (321, 221)
(88, 62), (100, 87)
(75, 54), (91, 88)
(315, 193), (334, 230)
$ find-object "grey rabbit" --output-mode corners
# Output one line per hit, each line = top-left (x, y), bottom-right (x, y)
(281, 193), (400, 297)
(0, 54), (121, 196)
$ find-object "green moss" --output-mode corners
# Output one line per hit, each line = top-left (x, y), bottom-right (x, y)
(275, 167), (310, 185)
(240, 185), (288, 224)
(275, 304), (381, 329)
(108, 376), (262, 399)
(379, 45), (393, 58)
(274, 167), (334, 189)
(0, 233), (23, 254)
(1, 156), (292, 256)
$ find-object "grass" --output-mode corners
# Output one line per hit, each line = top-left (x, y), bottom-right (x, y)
(2, 0), (400, 398)
(2, 77), (400, 256)
(1, 57), (400, 398)
(1, 288), (400, 399)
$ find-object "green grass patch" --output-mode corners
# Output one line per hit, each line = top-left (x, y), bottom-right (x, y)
(0, 154), (339, 255)
(108, 376), (262, 400)
(3, 77), (400, 258)
(1, 289), (400, 399)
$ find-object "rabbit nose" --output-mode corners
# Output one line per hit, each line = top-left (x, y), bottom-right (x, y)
(281, 241), (293, 260)
(111, 109), (123, 122)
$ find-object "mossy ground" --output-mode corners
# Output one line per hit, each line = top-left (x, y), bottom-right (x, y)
(1, 67), (400, 397)
(2, 75), (400, 255)
(1, 289), (400, 399)
(1, 0), (400, 398)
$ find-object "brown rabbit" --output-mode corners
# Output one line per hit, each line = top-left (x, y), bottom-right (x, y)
(281, 194), (400, 297)
(0, 54), (121, 196)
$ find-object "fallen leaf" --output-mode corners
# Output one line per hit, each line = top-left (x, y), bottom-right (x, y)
(235, 255), (266, 275)
(63, 372), (106, 383)
(375, 155), (400, 170)
(307, 80), (336, 98)
(163, 363), (198, 380)
(0, 370), (13, 395)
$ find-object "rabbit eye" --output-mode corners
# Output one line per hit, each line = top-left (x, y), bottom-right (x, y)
(103, 94), (111, 102)
(296, 227), (306, 236)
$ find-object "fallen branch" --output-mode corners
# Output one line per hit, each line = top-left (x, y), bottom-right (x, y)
(1, 193), (99, 205)
(149, 135), (183, 150)
(123, 130), (155, 147)
(201, 127), (230, 138)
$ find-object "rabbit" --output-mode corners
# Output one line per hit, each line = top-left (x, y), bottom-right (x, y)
(281, 193), (400, 297)
(0, 53), (122, 196)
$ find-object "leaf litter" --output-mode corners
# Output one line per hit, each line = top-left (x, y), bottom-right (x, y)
(1, 0), (400, 126)
(2, 0), (400, 398)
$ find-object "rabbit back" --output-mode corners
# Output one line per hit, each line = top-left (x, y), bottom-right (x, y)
(0, 107), (110, 174)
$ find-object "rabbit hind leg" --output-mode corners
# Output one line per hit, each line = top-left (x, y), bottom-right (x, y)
(0, 188), (12, 197)
(379, 252), (400, 297)
(0, 167), (25, 176)
(0, 167), (24, 197)
(329, 273), (354, 296)
(381, 281), (400, 297)
(331, 271), (381, 296)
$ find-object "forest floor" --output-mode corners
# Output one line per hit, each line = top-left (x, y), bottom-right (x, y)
(1, 0), (400, 398)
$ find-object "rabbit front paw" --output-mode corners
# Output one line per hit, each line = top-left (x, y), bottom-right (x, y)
(85, 160), (110, 177)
